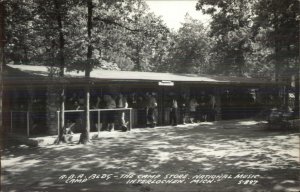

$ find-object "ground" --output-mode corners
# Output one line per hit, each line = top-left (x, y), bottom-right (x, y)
(1, 119), (300, 192)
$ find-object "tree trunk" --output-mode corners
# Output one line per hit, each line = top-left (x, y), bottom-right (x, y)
(78, 84), (90, 144)
(236, 49), (244, 76)
(0, 2), (5, 151)
(295, 10), (300, 118)
(274, 13), (281, 82)
(134, 43), (141, 71)
(56, 86), (67, 143)
(79, 0), (92, 144)
(295, 71), (299, 118)
(53, 0), (67, 144)
(274, 46), (280, 82)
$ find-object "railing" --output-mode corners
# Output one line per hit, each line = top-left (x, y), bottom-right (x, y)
(10, 108), (133, 137)
(57, 108), (133, 135)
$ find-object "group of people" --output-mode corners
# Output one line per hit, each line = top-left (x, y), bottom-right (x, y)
(167, 92), (217, 126)
(65, 93), (129, 132)
(64, 91), (217, 132)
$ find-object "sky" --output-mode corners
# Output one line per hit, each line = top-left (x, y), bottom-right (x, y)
(145, 0), (211, 31)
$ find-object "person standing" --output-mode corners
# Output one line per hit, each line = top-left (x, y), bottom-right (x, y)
(209, 94), (216, 121)
(179, 94), (189, 124)
(189, 97), (198, 123)
(198, 92), (209, 122)
(169, 96), (178, 126)
(117, 93), (128, 131)
(92, 96), (105, 131)
(104, 95), (116, 131)
(136, 95), (146, 127)
(146, 92), (157, 128)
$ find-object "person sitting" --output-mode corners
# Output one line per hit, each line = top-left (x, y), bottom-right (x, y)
(65, 100), (83, 134)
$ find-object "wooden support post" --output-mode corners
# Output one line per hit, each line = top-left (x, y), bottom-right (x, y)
(283, 85), (287, 107)
(57, 111), (60, 136)
(27, 85), (34, 136)
(97, 110), (100, 135)
(158, 87), (164, 126)
(129, 108), (132, 131)
(27, 111), (30, 137)
(10, 111), (13, 133)
(215, 87), (222, 121)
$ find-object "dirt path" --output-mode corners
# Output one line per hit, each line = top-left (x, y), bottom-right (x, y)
(1, 120), (300, 192)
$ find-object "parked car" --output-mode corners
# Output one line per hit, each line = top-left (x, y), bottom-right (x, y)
(267, 107), (294, 129)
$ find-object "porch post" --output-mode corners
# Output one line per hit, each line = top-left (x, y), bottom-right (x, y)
(57, 111), (60, 136)
(129, 108), (132, 130)
(27, 111), (30, 137)
(10, 111), (13, 133)
(158, 86), (164, 126)
(97, 109), (100, 135)
(27, 85), (34, 136)
(215, 87), (222, 121)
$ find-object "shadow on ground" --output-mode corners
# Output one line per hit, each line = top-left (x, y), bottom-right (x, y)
(1, 120), (300, 192)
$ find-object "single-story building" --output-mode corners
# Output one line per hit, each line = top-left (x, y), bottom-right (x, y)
(3, 64), (285, 136)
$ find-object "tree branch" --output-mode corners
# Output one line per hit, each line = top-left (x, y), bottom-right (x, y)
(94, 17), (140, 33)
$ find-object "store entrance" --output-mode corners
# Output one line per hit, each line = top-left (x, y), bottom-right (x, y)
(158, 82), (179, 126)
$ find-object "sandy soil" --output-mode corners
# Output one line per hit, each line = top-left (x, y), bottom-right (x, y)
(1, 119), (300, 192)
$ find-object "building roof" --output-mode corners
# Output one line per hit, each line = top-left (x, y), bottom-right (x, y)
(5, 64), (278, 86)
